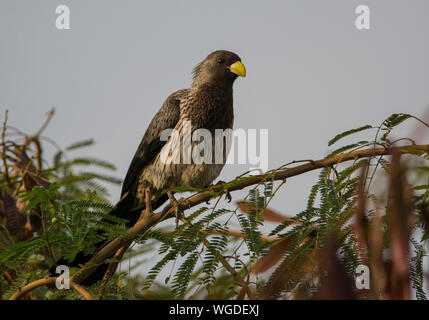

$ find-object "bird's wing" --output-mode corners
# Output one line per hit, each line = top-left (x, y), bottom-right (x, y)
(120, 89), (188, 197)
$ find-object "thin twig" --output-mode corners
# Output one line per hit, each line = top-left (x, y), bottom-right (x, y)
(9, 277), (94, 300)
(70, 281), (94, 300)
(1, 110), (11, 188)
(9, 277), (57, 300)
(98, 245), (129, 299)
(40, 207), (56, 263)
(21, 108), (56, 149)
(34, 108), (55, 138)
(210, 229), (275, 242)
(180, 215), (255, 299)
(11, 156), (34, 199)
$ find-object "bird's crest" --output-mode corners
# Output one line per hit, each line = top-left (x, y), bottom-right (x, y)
(192, 60), (203, 80)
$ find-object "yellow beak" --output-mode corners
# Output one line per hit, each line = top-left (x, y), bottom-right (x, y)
(229, 61), (246, 77)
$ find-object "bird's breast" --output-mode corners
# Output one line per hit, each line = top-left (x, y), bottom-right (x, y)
(135, 85), (235, 204)
(182, 85), (234, 131)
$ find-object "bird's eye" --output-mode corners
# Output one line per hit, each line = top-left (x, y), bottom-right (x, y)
(217, 58), (225, 64)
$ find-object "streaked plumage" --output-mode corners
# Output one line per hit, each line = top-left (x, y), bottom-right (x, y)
(113, 50), (245, 226)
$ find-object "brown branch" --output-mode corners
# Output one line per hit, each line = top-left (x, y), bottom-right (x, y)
(9, 277), (57, 300)
(9, 277), (94, 300)
(21, 109), (54, 149)
(167, 144), (429, 216)
(34, 108), (55, 138)
(180, 215), (255, 299)
(69, 144), (429, 286)
(210, 229), (275, 243)
(215, 249), (254, 299)
(98, 244), (130, 299)
(21, 108), (55, 170)
(70, 281), (94, 300)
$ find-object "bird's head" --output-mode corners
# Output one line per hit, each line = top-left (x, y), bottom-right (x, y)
(192, 50), (246, 87)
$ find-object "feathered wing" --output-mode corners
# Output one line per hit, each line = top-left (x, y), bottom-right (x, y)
(111, 89), (187, 224)
(51, 90), (188, 286)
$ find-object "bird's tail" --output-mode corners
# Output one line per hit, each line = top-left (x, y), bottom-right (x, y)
(110, 191), (169, 227)
(51, 192), (169, 286)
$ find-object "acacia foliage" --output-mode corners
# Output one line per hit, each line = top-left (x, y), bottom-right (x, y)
(1, 112), (429, 300)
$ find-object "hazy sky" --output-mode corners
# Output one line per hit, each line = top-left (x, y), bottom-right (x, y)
(1, 1), (429, 224)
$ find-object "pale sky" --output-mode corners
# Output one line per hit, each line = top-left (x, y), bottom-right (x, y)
(2, 0), (428, 213)
(1, 0), (429, 282)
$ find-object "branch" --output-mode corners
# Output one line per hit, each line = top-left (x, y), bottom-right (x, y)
(70, 281), (94, 300)
(180, 215), (255, 299)
(70, 210), (165, 284)
(167, 144), (429, 215)
(21, 108), (55, 147)
(98, 244), (130, 299)
(21, 108), (55, 170)
(22, 144), (429, 289)
(9, 277), (94, 300)
(2, 110), (11, 188)
(210, 229), (275, 242)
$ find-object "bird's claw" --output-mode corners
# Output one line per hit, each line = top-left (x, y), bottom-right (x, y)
(224, 190), (232, 203)
(168, 192), (184, 227)
(173, 206), (183, 227)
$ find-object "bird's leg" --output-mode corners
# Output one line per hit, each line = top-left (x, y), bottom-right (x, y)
(167, 191), (183, 227)
(145, 187), (152, 214)
(138, 187), (152, 222)
(224, 190), (232, 203)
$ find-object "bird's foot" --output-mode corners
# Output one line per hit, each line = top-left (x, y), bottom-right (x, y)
(213, 180), (231, 203)
(138, 187), (153, 222)
(167, 192), (184, 227)
(224, 190), (232, 203)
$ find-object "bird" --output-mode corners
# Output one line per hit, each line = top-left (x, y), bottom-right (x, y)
(110, 50), (246, 226)
(54, 50), (246, 285)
